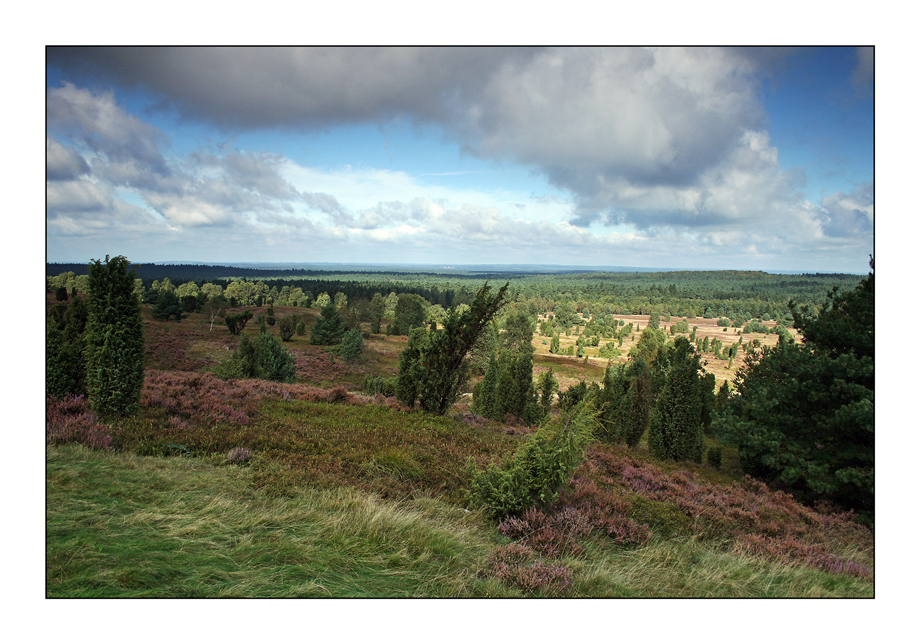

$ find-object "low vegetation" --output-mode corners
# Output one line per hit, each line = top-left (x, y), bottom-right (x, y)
(45, 260), (874, 598)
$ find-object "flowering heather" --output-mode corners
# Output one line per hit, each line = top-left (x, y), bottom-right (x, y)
(140, 369), (367, 431)
(498, 506), (592, 558)
(581, 448), (872, 578)
(289, 345), (353, 385)
(487, 543), (574, 595)
(143, 321), (219, 372)
(733, 534), (873, 581)
(46, 395), (113, 450)
(556, 477), (651, 548)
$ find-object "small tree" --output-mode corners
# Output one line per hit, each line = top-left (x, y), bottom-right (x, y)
(225, 310), (253, 335)
(279, 315), (296, 342)
(47, 298), (88, 398)
(215, 332), (296, 382)
(151, 289), (184, 321)
(84, 255), (145, 417)
(647, 338), (709, 462)
(338, 328), (365, 362)
(394, 293), (428, 335)
(537, 368), (558, 418)
(310, 303), (348, 345)
(368, 293), (386, 334)
(205, 296), (227, 332)
(396, 282), (508, 415)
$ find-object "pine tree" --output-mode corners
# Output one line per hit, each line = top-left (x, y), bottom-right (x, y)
(310, 302), (347, 345)
(723, 260), (874, 517)
(338, 328), (365, 362)
(84, 255), (145, 417)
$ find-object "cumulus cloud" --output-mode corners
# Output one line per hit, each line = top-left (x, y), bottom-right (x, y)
(45, 48), (872, 269)
(47, 82), (170, 176)
(47, 48), (769, 199)
(47, 47), (529, 128)
(47, 179), (112, 212)
(463, 47), (765, 192)
(46, 137), (90, 181)
(818, 182), (874, 238)
(47, 84), (313, 230)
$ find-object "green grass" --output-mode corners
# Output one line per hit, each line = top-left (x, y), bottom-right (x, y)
(47, 443), (873, 598)
(47, 444), (503, 598)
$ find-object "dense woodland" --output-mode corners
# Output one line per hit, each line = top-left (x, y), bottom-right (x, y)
(46, 258), (874, 597)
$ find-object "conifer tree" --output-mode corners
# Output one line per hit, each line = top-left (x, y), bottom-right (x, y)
(396, 283), (508, 415)
(537, 368), (558, 418)
(310, 302), (347, 345)
(84, 255), (145, 417)
(647, 338), (707, 462)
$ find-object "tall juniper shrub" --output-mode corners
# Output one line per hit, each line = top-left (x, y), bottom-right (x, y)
(467, 400), (597, 517)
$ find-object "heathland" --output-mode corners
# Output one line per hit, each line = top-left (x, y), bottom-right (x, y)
(46, 263), (873, 598)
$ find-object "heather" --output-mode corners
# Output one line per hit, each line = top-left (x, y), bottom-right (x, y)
(46, 282), (873, 598)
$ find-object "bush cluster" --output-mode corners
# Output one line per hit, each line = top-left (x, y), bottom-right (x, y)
(363, 374), (397, 398)
(214, 333), (296, 382)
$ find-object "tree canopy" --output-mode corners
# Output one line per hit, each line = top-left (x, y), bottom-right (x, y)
(720, 260), (874, 518)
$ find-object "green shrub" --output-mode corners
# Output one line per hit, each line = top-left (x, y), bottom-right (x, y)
(225, 310), (253, 335)
(214, 333), (296, 382)
(742, 321), (770, 334)
(466, 402), (596, 517)
(338, 328), (365, 362)
(279, 315), (296, 342)
(362, 374), (397, 397)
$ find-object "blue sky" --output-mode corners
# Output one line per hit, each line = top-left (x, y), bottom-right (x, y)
(45, 47), (874, 272)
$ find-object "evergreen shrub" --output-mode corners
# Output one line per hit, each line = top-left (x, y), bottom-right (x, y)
(466, 402), (596, 517)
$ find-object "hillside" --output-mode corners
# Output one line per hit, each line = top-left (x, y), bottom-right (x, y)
(45, 291), (873, 598)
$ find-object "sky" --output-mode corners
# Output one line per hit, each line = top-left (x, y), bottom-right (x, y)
(45, 46), (874, 273)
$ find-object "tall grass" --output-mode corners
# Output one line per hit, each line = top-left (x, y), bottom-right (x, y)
(47, 444), (873, 598)
(46, 444), (502, 598)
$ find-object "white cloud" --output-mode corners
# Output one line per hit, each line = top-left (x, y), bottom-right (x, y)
(44, 50), (873, 271)
(46, 137), (90, 181)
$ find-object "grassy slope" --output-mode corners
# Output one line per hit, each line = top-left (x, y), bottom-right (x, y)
(46, 298), (873, 598)
(47, 444), (872, 598)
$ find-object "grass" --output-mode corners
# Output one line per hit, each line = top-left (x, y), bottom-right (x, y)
(47, 444), (503, 598)
(47, 440), (874, 598)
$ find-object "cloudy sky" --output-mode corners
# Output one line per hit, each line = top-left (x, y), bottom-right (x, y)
(45, 46), (874, 272)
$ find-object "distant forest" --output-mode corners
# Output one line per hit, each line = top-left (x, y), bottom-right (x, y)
(47, 262), (866, 322)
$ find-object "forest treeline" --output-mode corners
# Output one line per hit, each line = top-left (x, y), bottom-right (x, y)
(48, 263), (863, 323)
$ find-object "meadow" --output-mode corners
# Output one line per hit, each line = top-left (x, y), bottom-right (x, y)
(45, 291), (873, 598)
